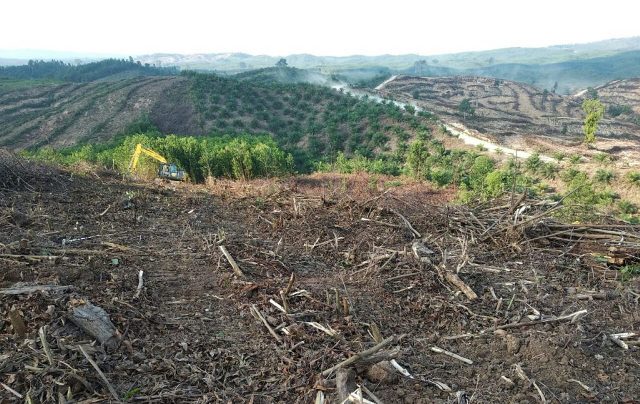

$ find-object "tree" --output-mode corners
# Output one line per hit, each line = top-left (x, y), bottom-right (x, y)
(458, 98), (475, 119)
(276, 58), (288, 67)
(582, 99), (605, 145)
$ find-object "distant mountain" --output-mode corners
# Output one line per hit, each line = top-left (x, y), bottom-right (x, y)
(133, 37), (640, 72)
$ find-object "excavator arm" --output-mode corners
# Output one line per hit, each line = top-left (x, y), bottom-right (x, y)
(129, 143), (168, 171)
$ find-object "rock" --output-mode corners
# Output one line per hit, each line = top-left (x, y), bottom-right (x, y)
(411, 241), (435, 264)
(506, 334), (521, 355)
(366, 360), (400, 384)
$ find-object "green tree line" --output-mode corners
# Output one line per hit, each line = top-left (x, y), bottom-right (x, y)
(26, 133), (293, 182)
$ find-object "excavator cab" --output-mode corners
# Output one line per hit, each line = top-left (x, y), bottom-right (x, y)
(158, 163), (186, 181)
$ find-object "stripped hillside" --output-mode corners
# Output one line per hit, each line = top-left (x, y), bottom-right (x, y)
(378, 75), (640, 147)
(595, 78), (640, 118)
(0, 72), (432, 169)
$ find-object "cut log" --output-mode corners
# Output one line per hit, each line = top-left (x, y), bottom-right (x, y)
(336, 368), (357, 402)
(8, 308), (27, 337)
(1, 283), (73, 295)
(67, 302), (119, 349)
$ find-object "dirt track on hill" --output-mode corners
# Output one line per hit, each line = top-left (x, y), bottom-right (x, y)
(1, 156), (639, 403)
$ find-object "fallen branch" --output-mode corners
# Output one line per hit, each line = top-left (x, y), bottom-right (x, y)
(389, 209), (421, 238)
(321, 335), (399, 376)
(250, 304), (282, 343)
(219, 245), (245, 277)
(496, 309), (587, 330)
(134, 270), (144, 299)
(444, 272), (478, 300)
(38, 325), (55, 366)
(78, 345), (120, 402)
(0, 382), (23, 399)
(430, 346), (473, 365)
(1, 284), (72, 295)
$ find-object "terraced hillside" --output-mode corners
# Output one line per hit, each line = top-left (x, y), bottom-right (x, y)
(595, 78), (640, 117)
(0, 76), (181, 149)
(378, 75), (640, 146)
(0, 73), (431, 170)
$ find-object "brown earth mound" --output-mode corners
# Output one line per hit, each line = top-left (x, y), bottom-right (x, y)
(1, 158), (639, 403)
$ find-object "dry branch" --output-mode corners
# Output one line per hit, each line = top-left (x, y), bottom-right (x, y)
(1, 284), (72, 295)
(251, 304), (282, 342)
(78, 345), (120, 402)
(219, 245), (245, 277)
(321, 335), (398, 376)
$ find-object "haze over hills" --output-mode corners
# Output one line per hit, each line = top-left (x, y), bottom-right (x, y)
(4, 36), (640, 93)
(131, 36), (640, 72)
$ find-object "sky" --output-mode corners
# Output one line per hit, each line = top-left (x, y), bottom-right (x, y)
(2, 0), (640, 57)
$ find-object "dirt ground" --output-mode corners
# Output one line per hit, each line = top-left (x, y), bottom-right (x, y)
(1, 156), (639, 403)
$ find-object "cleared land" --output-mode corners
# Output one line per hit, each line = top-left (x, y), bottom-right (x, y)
(1, 153), (638, 403)
(378, 75), (640, 159)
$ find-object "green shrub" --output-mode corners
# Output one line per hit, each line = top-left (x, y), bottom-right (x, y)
(540, 162), (558, 179)
(619, 200), (638, 215)
(620, 264), (640, 281)
(594, 169), (615, 184)
(561, 168), (583, 183)
(593, 152), (612, 165)
(28, 133), (294, 182)
(430, 167), (454, 187)
(569, 154), (582, 164)
(626, 172), (640, 186)
(552, 151), (566, 162)
(525, 153), (542, 173)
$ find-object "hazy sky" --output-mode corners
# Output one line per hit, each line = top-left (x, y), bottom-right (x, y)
(3, 0), (640, 56)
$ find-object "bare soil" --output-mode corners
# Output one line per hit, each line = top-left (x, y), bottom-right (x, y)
(1, 156), (639, 403)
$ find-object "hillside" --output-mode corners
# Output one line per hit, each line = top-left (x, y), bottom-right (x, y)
(466, 50), (640, 94)
(595, 78), (640, 118)
(377, 75), (640, 150)
(0, 72), (431, 170)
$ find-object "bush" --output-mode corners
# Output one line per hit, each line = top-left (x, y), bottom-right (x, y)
(525, 153), (542, 173)
(608, 104), (632, 117)
(626, 172), (640, 186)
(593, 152), (612, 165)
(619, 200), (638, 215)
(552, 151), (566, 162)
(569, 154), (582, 164)
(540, 162), (558, 179)
(594, 169), (615, 184)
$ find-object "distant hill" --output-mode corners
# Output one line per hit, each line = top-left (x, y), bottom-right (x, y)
(0, 59), (178, 82)
(0, 72), (430, 171)
(232, 66), (336, 86)
(134, 37), (640, 72)
(465, 51), (640, 94)
(377, 75), (640, 147)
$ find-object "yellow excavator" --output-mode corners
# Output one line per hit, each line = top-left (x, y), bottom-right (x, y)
(129, 144), (186, 181)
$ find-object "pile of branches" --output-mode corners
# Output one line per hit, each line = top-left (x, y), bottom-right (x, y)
(445, 193), (640, 265)
(0, 150), (65, 192)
